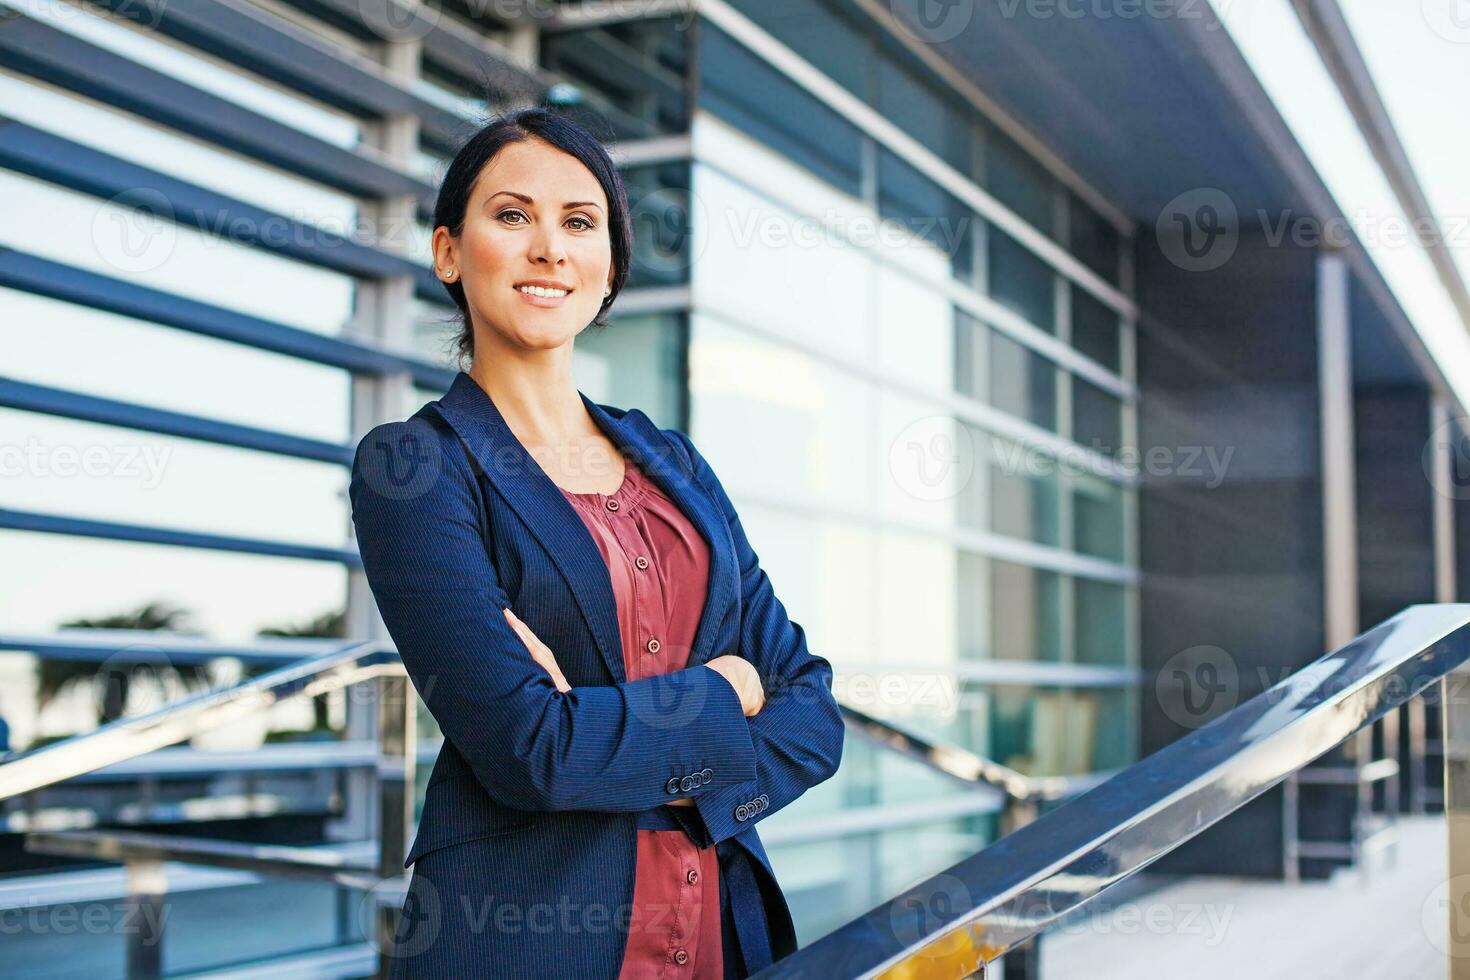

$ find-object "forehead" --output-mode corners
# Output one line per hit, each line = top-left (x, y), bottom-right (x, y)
(473, 138), (607, 207)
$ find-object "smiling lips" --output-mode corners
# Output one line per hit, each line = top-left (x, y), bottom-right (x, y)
(514, 282), (572, 307)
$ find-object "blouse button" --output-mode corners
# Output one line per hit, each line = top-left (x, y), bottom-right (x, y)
(646, 638), (661, 654)
(686, 868), (699, 885)
(673, 949), (689, 966)
(605, 498), (620, 512)
(635, 555), (649, 570)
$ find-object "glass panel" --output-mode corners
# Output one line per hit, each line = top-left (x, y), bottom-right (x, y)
(1068, 191), (1121, 286)
(22, 0), (360, 147)
(0, 171), (356, 335)
(876, 150), (975, 284)
(990, 558), (1062, 662)
(1073, 376), (1123, 456)
(0, 530), (347, 643)
(1068, 687), (1136, 771)
(697, 21), (863, 197)
(990, 438), (1060, 546)
(1076, 579), (1127, 666)
(983, 124), (1055, 236)
(625, 162), (695, 290)
(573, 310), (685, 428)
(690, 162), (872, 363)
(543, 17), (691, 139)
(722, 0), (874, 100)
(718, 501), (878, 667)
(877, 57), (972, 174)
(689, 316), (877, 517)
(877, 393), (972, 530)
(874, 262), (953, 392)
(0, 410), (350, 549)
(2, 288), (352, 443)
(955, 308), (983, 399)
(989, 328), (1057, 431)
(1072, 472), (1125, 562)
(0, 70), (356, 229)
(988, 225), (1056, 333)
(1071, 283), (1121, 372)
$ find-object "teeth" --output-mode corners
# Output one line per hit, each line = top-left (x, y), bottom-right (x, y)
(518, 285), (568, 298)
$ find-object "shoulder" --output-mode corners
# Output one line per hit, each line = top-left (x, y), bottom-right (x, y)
(349, 406), (475, 513)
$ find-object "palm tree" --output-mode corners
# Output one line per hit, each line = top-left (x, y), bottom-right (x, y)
(40, 601), (208, 726)
(255, 609), (347, 733)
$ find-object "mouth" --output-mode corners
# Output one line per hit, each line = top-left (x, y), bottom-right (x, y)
(513, 283), (572, 307)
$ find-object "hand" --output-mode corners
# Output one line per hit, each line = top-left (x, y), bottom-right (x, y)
(704, 655), (765, 717)
(503, 607), (571, 693)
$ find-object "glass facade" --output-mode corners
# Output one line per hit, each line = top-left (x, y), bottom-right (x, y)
(0, 0), (1139, 957)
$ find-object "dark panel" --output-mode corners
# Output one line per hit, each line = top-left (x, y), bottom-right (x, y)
(1135, 227), (1324, 877)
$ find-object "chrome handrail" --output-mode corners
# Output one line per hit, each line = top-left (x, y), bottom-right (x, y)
(0, 640), (399, 801)
(756, 603), (1470, 978)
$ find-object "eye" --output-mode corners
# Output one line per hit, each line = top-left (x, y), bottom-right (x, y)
(567, 214), (595, 231)
(496, 209), (527, 225)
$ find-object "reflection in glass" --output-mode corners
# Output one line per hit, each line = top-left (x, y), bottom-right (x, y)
(989, 328), (1057, 431)
(990, 559), (1062, 663)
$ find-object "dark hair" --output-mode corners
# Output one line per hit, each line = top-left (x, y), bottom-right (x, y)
(432, 106), (633, 366)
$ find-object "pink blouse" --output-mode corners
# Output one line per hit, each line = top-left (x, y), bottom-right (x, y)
(558, 457), (724, 979)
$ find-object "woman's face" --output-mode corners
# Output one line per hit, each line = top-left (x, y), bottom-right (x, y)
(434, 138), (614, 353)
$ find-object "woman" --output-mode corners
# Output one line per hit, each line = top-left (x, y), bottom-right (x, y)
(349, 106), (845, 979)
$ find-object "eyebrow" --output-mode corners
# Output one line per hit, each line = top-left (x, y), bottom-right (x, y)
(487, 190), (604, 212)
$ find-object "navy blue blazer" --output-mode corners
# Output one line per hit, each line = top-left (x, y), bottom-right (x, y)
(349, 370), (844, 978)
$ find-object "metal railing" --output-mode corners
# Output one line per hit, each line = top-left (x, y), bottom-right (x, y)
(754, 603), (1470, 978)
(0, 636), (1068, 978)
(0, 640), (417, 980)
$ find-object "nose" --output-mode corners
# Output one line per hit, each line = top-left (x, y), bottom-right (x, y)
(528, 222), (569, 266)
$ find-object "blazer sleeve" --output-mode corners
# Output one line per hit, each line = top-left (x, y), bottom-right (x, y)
(660, 427), (845, 848)
(349, 419), (757, 814)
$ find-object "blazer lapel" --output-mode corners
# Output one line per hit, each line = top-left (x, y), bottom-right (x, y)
(432, 371), (736, 684)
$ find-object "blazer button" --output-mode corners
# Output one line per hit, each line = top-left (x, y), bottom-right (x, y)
(735, 804), (750, 822)
(680, 775), (696, 792)
(700, 768), (713, 782)
(635, 555), (649, 570)
(759, 794), (769, 808)
(605, 498), (620, 512)
(666, 777), (681, 794)
(646, 638), (661, 653)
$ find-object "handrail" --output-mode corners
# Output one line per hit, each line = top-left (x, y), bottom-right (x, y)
(0, 640), (400, 802)
(754, 603), (1470, 978)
